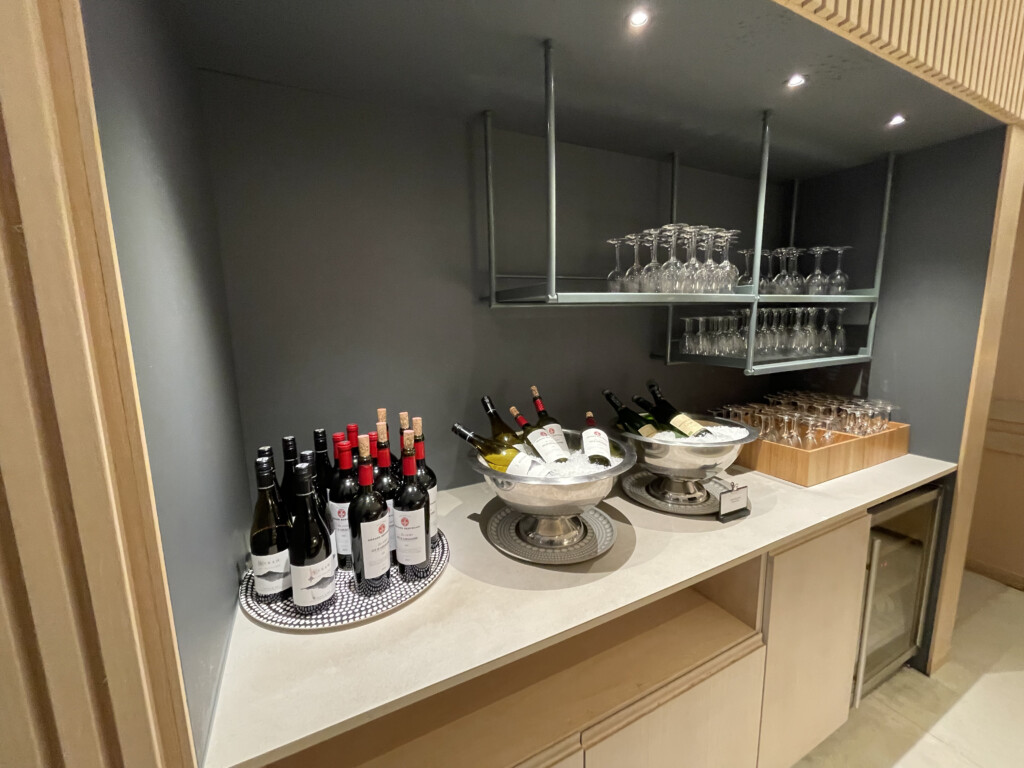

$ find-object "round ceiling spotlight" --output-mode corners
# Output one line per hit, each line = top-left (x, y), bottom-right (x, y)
(628, 8), (650, 27)
(887, 113), (907, 127)
(786, 74), (807, 88)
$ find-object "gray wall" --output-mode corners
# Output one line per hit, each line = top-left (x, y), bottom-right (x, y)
(80, 0), (251, 757)
(197, 72), (787, 495)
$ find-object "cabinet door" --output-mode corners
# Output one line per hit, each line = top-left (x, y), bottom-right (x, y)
(584, 646), (766, 768)
(758, 515), (870, 768)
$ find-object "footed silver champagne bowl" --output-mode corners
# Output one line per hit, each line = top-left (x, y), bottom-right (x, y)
(619, 416), (758, 515)
(467, 430), (636, 565)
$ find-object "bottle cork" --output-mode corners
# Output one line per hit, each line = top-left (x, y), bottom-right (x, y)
(377, 407), (387, 423)
(357, 434), (370, 458)
(530, 385), (540, 397)
(402, 429), (415, 452)
(585, 410), (595, 419)
(376, 421), (388, 441)
(413, 416), (423, 437)
(509, 405), (522, 418)
(399, 411), (409, 430)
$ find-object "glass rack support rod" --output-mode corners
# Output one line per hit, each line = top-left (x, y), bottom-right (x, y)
(744, 110), (772, 374)
(865, 152), (896, 353)
(544, 39), (557, 302)
(484, 110), (497, 308)
(788, 178), (800, 247)
(670, 151), (679, 222)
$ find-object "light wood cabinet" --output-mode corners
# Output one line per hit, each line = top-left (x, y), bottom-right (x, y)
(583, 645), (766, 768)
(758, 515), (870, 768)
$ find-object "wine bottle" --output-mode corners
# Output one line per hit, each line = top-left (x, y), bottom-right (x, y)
(646, 379), (712, 437)
(377, 408), (400, 478)
(510, 406), (569, 463)
(451, 423), (544, 475)
(374, 422), (400, 564)
(256, 445), (283, 503)
(399, 411), (410, 435)
(313, 428), (334, 502)
(529, 385), (570, 452)
(328, 438), (359, 569)
(631, 395), (682, 436)
(348, 435), (391, 593)
(368, 429), (380, 483)
(287, 463), (336, 614)
(250, 456), (291, 601)
(300, 449), (337, 568)
(602, 390), (658, 437)
(583, 412), (613, 467)
(280, 436), (300, 519)
(481, 395), (528, 451)
(412, 416), (439, 547)
(394, 429), (431, 577)
(346, 423), (359, 454)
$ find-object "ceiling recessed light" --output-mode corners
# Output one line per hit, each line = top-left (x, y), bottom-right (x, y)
(786, 74), (807, 88)
(628, 9), (650, 27)
(888, 113), (907, 127)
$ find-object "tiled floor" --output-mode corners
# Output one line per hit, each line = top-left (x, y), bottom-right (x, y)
(798, 570), (1024, 767)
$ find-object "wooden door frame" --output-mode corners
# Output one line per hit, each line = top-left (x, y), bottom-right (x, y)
(0, 0), (194, 765)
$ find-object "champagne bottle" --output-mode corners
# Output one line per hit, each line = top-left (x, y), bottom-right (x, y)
(349, 435), (391, 593)
(328, 438), (359, 569)
(377, 408), (400, 478)
(510, 406), (569, 463)
(646, 379), (712, 437)
(374, 422), (400, 564)
(412, 417), (439, 547)
(529, 385), (570, 452)
(280, 435), (299, 520)
(583, 412), (613, 467)
(300, 449), (336, 567)
(451, 423), (543, 475)
(602, 390), (659, 437)
(313, 428), (334, 502)
(256, 445), (283, 503)
(250, 457), (291, 601)
(394, 429), (431, 577)
(288, 463), (336, 614)
(481, 395), (526, 450)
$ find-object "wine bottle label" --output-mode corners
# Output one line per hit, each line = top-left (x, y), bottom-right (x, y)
(669, 413), (706, 437)
(327, 500), (352, 556)
(544, 423), (570, 453)
(427, 486), (438, 539)
(395, 507), (428, 565)
(638, 423), (658, 437)
(360, 518), (391, 580)
(290, 555), (336, 607)
(251, 549), (292, 596)
(526, 429), (569, 463)
(387, 500), (396, 552)
(527, 462), (554, 478)
(582, 428), (612, 461)
(505, 451), (540, 475)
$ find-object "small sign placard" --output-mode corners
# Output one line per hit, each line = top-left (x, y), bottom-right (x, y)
(718, 485), (750, 522)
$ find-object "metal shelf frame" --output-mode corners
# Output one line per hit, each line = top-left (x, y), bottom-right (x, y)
(482, 40), (896, 375)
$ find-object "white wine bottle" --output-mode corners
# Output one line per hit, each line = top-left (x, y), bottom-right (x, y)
(646, 379), (712, 437)
(509, 406), (569, 463)
(603, 390), (659, 437)
(530, 385), (571, 453)
(583, 412), (613, 467)
(451, 423), (544, 475)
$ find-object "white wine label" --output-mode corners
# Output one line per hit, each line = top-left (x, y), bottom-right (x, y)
(360, 518), (391, 580)
(427, 486), (438, 539)
(251, 549), (292, 596)
(639, 423), (658, 437)
(290, 555), (336, 607)
(669, 413), (706, 437)
(505, 451), (540, 475)
(327, 499), (352, 556)
(527, 462), (554, 478)
(582, 428), (612, 462)
(395, 507), (428, 565)
(527, 429), (569, 463)
(544, 423), (570, 452)
(387, 500), (396, 552)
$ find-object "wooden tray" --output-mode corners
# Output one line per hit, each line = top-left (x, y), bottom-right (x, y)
(736, 423), (910, 487)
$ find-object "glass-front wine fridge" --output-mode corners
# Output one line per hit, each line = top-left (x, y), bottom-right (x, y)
(853, 485), (944, 704)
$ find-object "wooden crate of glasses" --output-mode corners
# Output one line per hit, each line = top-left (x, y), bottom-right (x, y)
(736, 422), (910, 487)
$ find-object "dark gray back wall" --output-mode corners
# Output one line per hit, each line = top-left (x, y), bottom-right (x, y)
(81, 0), (251, 756)
(198, 72), (785, 496)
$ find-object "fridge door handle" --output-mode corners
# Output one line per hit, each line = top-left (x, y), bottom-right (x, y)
(854, 536), (883, 708)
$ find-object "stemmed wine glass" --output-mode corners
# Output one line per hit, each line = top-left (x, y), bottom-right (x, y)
(737, 249), (753, 287)
(759, 250), (773, 294)
(639, 228), (662, 292)
(658, 224), (686, 293)
(817, 308), (833, 354)
(829, 246), (851, 294)
(717, 230), (741, 293)
(605, 238), (624, 292)
(621, 234), (643, 293)
(806, 246), (830, 295)
(770, 249), (788, 295)
(680, 225), (702, 293)
(695, 229), (719, 293)
(787, 249), (806, 294)
(832, 307), (847, 354)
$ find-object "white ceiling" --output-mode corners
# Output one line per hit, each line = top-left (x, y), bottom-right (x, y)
(162, 0), (1001, 178)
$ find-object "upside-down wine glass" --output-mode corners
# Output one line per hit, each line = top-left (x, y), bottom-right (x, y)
(680, 225), (702, 293)
(832, 307), (847, 354)
(606, 238), (624, 292)
(622, 234), (643, 292)
(658, 224), (686, 293)
(717, 230), (741, 293)
(829, 246), (851, 294)
(737, 249), (753, 287)
(639, 228), (662, 292)
(806, 246), (830, 295)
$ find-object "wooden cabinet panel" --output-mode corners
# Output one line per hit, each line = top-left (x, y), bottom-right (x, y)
(584, 645), (766, 768)
(758, 515), (870, 768)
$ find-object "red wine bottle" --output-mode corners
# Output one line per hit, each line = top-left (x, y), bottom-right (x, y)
(369, 429), (380, 483)
(346, 423), (359, 457)
(287, 463), (336, 614)
(256, 445), (283, 504)
(394, 429), (431, 578)
(412, 416), (439, 548)
(377, 407), (401, 479)
(349, 435), (391, 593)
(374, 421), (400, 564)
(313, 428), (333, 503)
(328, 438), (359, 569)
(280, 435), (299, 520)
(250, 456), (291, 601)
(529, 385), (570, 452)
(300, 449), (336, 568)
